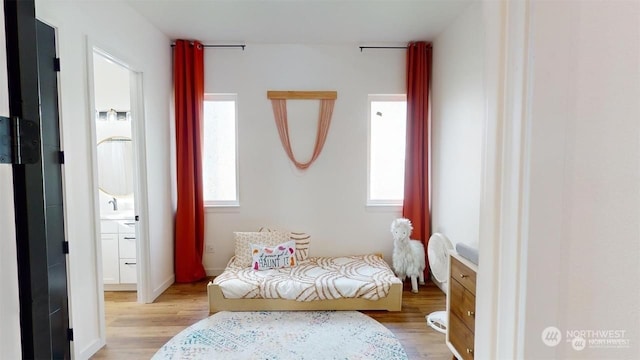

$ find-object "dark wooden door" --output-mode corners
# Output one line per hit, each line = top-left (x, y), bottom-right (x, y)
(36, 19), (71, 359)
(4, 0), (71, 357)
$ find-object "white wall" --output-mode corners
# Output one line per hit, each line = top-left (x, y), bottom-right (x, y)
(0, 1), (22, 357)
(203, 44), (405, 273)
(431, 2), (484, 249)
(34, 1), (173, 358)
(524, 1), (640, 358)
(93, 54), (131, 111)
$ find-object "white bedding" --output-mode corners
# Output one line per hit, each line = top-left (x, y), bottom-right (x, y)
(213, 254), (402, 302)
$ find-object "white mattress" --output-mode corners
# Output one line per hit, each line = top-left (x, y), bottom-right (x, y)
(455, 243), (479, 265)
(213, 254), (402, 302)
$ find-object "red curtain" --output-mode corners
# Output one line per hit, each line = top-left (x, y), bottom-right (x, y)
(403, 41), (433, 278)
(174, 40), (206, 282)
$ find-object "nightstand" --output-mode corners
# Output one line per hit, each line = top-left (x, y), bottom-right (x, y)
(446, 252), (477, 360)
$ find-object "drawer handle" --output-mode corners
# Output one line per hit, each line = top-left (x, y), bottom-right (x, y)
(467, 348), (474, 354)
(124, 222), (136, 226)
(124, 262), (137, 265)
(467, 310), (475, 317)
(124, 237), (136, 240)
(460, 273), (469, 278)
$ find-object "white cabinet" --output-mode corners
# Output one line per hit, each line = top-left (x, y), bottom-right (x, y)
(101, 233), (119, 284)
(118, 233), (137, 258)
(119, 259), (137, 283)
(100, 219), (137, 286)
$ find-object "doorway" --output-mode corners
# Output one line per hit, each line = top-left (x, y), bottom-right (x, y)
(93, 52), (137, 292)
(88, 48), (150, 303)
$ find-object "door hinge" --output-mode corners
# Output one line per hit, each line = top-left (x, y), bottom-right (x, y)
(0, 116), (40, 164)
(62, 241), (69, 254)
(54, 58), (61, 72)
(67, 328), (73, 341)
(58, 151), (65, 164)
(135, 215), (139, 221)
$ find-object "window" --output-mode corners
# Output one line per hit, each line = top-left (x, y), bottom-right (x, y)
(368, 95), (407, 206)
(203, 94), (238, 206)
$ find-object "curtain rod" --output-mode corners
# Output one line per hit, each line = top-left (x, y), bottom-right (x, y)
(170, 43), (246, 50)
(359, 46), (407, 52)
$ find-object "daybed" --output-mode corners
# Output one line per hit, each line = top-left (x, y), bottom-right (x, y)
(208, 253), (403, 313)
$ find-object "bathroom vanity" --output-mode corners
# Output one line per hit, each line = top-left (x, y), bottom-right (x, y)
(101, 216), (137, 290)
(96, 133), (137, 290)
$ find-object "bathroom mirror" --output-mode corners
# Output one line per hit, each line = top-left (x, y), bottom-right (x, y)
(97, 136), (134, 196)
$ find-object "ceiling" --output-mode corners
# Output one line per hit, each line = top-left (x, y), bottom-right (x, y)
(125, 0), (473, 45)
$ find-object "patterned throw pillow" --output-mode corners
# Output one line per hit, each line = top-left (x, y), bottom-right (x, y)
(234, 231), (290, 267)
(251, 240), (296, 271)
(258, 227), (311, 262)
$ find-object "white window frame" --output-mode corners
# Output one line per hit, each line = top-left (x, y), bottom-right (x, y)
(366, 94), (407, 207)
(203, 93), (240, 208)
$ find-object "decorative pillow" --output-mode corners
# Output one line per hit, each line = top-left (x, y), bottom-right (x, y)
(251, 240), (296, 271)
(234, 231), (290, 267)
(258, 227), (311, 262)
(289, 232), (310, 262)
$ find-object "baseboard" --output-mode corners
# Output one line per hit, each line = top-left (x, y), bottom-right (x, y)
(104, 283), (136, 291)
(205, 268), (225, 277)
(152, 274), (175, 300)
(77, 337), (105, 360)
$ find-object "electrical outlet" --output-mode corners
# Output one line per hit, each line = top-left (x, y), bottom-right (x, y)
(205, 244), (215, 253)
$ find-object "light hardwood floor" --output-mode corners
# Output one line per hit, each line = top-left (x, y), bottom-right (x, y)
(92, 279), (451, 359)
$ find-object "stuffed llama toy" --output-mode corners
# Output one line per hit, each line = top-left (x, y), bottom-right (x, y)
(391, 218), (426, 293)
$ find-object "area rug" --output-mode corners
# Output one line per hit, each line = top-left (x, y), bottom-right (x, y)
(152, 311), (409, 360)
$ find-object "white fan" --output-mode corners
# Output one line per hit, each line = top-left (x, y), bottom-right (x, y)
(425, 233), (453, 334)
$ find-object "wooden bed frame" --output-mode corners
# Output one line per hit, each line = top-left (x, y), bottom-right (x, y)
(207, 281), (403, 313)
(207, 253), (403, 313)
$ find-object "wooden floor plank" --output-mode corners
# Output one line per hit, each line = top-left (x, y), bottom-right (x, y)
(91, 279), (451, 359)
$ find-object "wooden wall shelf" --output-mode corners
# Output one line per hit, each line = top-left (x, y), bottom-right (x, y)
(267, 91), (337, 100)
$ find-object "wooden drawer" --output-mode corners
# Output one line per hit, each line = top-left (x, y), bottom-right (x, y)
(450, 277), (476, 332)
(451, 256), (476, 295)
(447, 253), (478, 360)
(449, 311), (475, 360)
